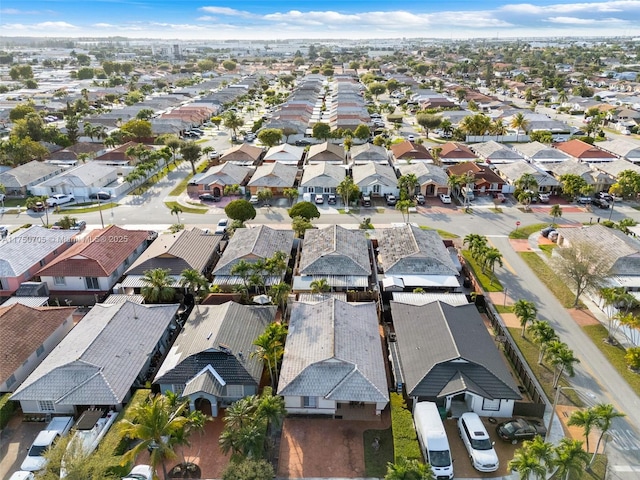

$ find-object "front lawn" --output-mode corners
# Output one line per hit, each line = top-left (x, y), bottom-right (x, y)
(164, 201), (207, 214)
(419, 225), (459, 239)
(461, 250), (503, 292)
(509, 223), (549, 239)
(363, 428), (394, 478)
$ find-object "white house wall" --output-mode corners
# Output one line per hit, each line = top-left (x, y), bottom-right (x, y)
(283, 395), (336, 415)
(18, 399), (75, 415)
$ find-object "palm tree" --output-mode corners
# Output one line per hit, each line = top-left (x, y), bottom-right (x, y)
(251, 327), (286, 389)
(567, 408), (598, 453)
(224, 395), (259, 431)
(141, 268), (176, 303)
(558, 90), (568, 105)
(310, 278), (330, 294)
(398, 173), (419, 200)
(553, 438), (590, 480)
(527, 435), (555, 468)
(514, 299), (537, 337)
(230, 260), (253, 290)
(482, 247), (503, 282)
(508, 447), (546, 480)
(590, 403), (625, 466)
(180, 141), (202, 176)
(269, 282), (291, 315)
(545, 340), (580, 388)
(511, 112), (530, 142)
(550, 204), (563, 225)
(119, 393), (190, 480)
(463, 233), (488, 261)
(57, 215), (77, 229)
(515, 173), (539, 193)
(528, 320), (558, 364)
(179, 268), (208, 304)
(385, 456), (434, 480)
(170, 205), (183, 225)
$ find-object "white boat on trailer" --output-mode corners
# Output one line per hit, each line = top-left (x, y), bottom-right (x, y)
(60, 409), (118, 478)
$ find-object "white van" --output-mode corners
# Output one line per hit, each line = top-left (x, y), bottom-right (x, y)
(461, 186), (475, 200)
(457, 412), (499, 472)
(413, 402), (453, 479)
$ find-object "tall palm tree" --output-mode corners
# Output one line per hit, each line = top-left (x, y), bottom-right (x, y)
(527, 435), (555, 468)
(552, 438), (590, 480)
(170, 205), (183, 225)
(482, 247), (503, 280)
(545, 340), (580, 388)
(568, 408), (598, 453)
(508, 447), (546, 480)
(510, 112), (530, 142)
(550, 204), (563, 225)
(310, 278), (330, 294)
(230, 260), (253, 290)
(514, 299), (537, 337)
(141, 268), (176, 303)
(179, 268), (208, 304)
(528, 320), (558, 364)
(269, 282), (291, 315)
(224, 396), (260, 431)
(591, 403), (625, 466)
(119, 393), (190, 480)
(463, 233), (488, 261)
(515, 173), (539, 192)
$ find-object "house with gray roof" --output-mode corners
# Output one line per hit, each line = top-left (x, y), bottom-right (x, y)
(247, 162), (297, 196)
(263, 144), (305, 165)
(390, 300), (521, 417)
(471, 141), (525, 164)
(591, 158), (640, 180)
(154, 302), (276, 416)
(512, 142), (571, 164)
(377, 224), (460, 291)
(0, 161), (65, 197)
(30, 163), (119, 200)
(278, 297), (389, 418)
(598, 139), (640, 163)
(397, 162), (449, 198)
(187, 163), (252, 198)
(352, 162), (398, 198)
(212, 226), (294, 287)
(299, 162), (345, 197)
(0, 226), (76, 298)
(294, 225), (372, 291)
(547, 158), (612, 191)
(11, 301), (179, 414)
(350, 144), (389, 164)
(494, 161), (561, 193)
(306, 142), (346, 164)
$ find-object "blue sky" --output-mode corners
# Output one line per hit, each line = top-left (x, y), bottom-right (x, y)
(1, 1), (640, 40)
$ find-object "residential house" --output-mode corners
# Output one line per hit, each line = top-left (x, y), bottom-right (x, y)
(494, 161), (561, 194)
(0, 304), (76, 393)
(352, 162), (398, 198)
(247, 162), (298, 196)
(122, 228), (223, 292)
(377, 224), (460, 291)
(293, 225), (372, 291)
(592, 159), (640, 183)
(220, 143), (264, 166)
(597, 139), (640, 163)
(11, 301), (179, 414)
(299, 163), (345, 197)
(93, 141), (155, 166)
(30, 163), (119, 200)
(154, 302), (276, 416)
(512, 141), (571, 165)
(0, 161), (64, 197)
(306, 142), (346, 164)
(446, 162), (505, 195)
(389, 300), (522, 417)
(471, 141), (525, 164)
(350, 144), (389, 164)
(554, 139), (617, 163)
(437, 142), (478, 164)
(397, 163), (448, 197)
(390, 141), (434, 164)
(263, 144), (305, 165)
(187, 163), (252, 198)
(212, 226), (294, 287)
(278, 297), (389, 418)
(0, 226), (76, 298)
(36, 226), (149, 304)
(547, 159), (613, 193)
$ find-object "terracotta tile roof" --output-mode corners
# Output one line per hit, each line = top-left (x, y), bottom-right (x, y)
(36, 226), (149, 278)
(554, 139), (617, 160)
(390, 141), (433, 160)
(0, 304), (76, 385)
(439, 142), (477, 159)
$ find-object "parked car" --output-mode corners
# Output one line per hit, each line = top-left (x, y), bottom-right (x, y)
(576, 195), (592, 205)
(328, 194), (337, 205)
(199, 193), (219, 202)
(147, 231), (159, 242)
(208, 150), (220, 159)
(31, 202), (45, 212)
(89, 192), (111, 201)
(122, 465), (154, 480)
(457, 412), (499, 472)
(592, 198), (610, 209)
(46, 194), (75, 207)
(215, 218), (228, 235)
(407, 134), (415, 142)
(362, 195), (371, 207)
(8, 472), (34, 480)
(386, 194), (397, 206)
(249, 195), (259, 204)
(492, 192), (506, 203)
(315, 194), (324, 205)
(295, 139), (311, 146)
(414, 194), (425, 205)
(70, 220), (87, 231)
(541, 226), (557, 238)
(244, 133), (256, 142)
(538, 193), (550, 203)
(439, 193), (452, 204)
(596, 191), (613, 202)
(21, 417), (74, 471)
(496, 418), (547, 444)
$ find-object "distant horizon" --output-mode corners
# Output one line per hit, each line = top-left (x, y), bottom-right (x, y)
(2, 1), (640, 41)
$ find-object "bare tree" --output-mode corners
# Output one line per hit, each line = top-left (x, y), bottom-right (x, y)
(552, 241), (611, 307)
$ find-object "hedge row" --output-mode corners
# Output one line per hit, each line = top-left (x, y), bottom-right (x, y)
(0, 393), (16, 430)
(97, 388), (151, 476)
(390, 393), (422, 462)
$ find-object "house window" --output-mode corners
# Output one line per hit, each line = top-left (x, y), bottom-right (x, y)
(372, 184), (381, 194)
(39, 259), (46, 267)
(85, 277), (100, 290)
(227, 385), (243, 398)
(54, 276), (66, 286)
(303, 396), (317, 408)
(39, 400), (55, 412)
(36, 345), (45, 357)
(482, 398), (501, 411)
(6, 374), (16, 388)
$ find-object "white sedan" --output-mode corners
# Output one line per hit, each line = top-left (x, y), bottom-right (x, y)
(439, 193), (452, 204)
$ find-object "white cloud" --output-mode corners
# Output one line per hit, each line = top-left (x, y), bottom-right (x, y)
(546, 16), (628, 24)
(199, 6), (253, 18)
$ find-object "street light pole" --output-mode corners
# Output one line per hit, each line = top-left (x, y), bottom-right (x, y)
(97, 192), (107, 229)
(545, 385), (597, 442)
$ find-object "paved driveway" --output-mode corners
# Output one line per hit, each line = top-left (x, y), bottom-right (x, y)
(0, 415), (44, 479)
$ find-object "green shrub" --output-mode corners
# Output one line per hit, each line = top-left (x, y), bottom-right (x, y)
(625, 347), (640, 371)
(0, 393), (16, 430)
(390, 393), (422, 462)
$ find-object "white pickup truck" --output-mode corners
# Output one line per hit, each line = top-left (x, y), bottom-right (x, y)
(21, 416), (74, 471)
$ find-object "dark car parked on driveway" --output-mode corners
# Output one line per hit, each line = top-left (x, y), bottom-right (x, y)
(199, 193), (220, 202)
(591, 198), (610, 209)
(89, 192), (111, 200)
(496, 418), (547, 444)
